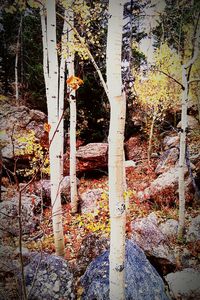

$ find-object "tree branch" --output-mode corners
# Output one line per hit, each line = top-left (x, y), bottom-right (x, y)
(184, 14), (200, 69)
(56, 11), (109, 98)
(155, 68), (185, 90)
(188, 78), (200, 84)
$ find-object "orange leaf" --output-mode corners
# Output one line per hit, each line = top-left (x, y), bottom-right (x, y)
(66, 75), (84, 90)
(31, 197), (35, 205)
(44, 123), (51, 133)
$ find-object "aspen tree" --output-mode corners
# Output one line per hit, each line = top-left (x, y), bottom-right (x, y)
(178, 20), (200, 239)
(106, 1), (126, 299)
(40, 0), (65, 256)
(65, 8), (79, 214)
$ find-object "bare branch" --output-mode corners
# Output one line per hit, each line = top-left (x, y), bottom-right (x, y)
(56, 11), (109, 98)
(184, 16), (200, 69)
(155, 68), (185, 89)
(188, 78), (200, 84)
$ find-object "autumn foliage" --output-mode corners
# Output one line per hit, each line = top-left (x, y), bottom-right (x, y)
(66, 75), (84, 90)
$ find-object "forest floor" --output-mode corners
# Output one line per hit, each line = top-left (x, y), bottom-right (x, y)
(20, 155), (199, 298)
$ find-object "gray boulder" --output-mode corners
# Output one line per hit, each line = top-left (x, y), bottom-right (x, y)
(0, 100), (47, 159)
(80, 188), (104, 213)
(81, 240), (169, 300)
(177, 115), (199, 130)
(63, 142), (108, 175)
(186, 215), (200, 242)
(165, 268), (200, 300)
(163, 136), (179, 150)
(24, 252), (75, 300)
(138, 166), (187, 202)
(33, 176), (80, 204)
(0, 193), (41, 237)
(131, 213), (176, 275)
(155, 148), (179, 175)
(74, 233), (109, 276)
(159, 219), (179, 238)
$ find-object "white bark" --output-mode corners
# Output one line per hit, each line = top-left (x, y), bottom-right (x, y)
(40, 5), (49, 101)
(45, 0), (65, 256)
(178, 22), (200, 239)
(58, 9), (68, 178)
(107, 1), (126, 299)
(178, 66), (188, 240)
(66, 9), (78, 213)
(69, 95), (78, 213)
(56, 10), (109, 98)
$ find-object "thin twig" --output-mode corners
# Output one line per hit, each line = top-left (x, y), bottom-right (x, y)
(18, 190), (27, 300)
(56, 11), (109, 98)
(154, 68), (185, 90)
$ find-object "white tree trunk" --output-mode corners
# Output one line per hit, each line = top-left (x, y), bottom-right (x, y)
(45, 0), (65, 256)
(69, 96), (78, 213)
(178, 22), (200, 239)
(106, 1), (126, 299)
(178, 66), (188, 240)
(40, 5), (49, 101)
(66, 9), (78, 213)
(58, 9), (68, 179)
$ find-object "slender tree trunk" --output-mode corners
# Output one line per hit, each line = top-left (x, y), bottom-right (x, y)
(18, 191), (28, 300)
(69, 96), (78, 213)
(66, 9), (78, 213)
(15, 17), (22, 105)
(147, 111), (156, 163)
(178, 66), (188, 240)
(107, 1), (126, 299)
(40, 6), (49, 101)
(45, 0), (65, 256)
(58, 9), (68, 179)
(178, 21), (200, 239)
(109, 95), (126, 300)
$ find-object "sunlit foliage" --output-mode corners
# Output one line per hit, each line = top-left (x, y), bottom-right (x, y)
(15, 130), (49, 177)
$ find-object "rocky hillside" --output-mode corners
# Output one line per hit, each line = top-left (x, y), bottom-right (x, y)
(0, 99), (200, 299)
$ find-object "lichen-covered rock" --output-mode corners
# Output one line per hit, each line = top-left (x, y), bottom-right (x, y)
(24, 253), (75, 300)
(81, 240), (169, 300)
(64, 143), (108, 175)
(0, 245), (17, 273)
(131, 213), (176, 275)
(0, 193), (41, 237)
(138, 166), (188, 204)
(177, 115), (199, 130)
(0, 100), (47, 159)
(163, 135), (179, 150)
(80, 188), (104, 213)
(159, 219), (179, 238)
(165, 268), (200, 300)
(186, 215), (200, 242)
(125, 136), (147, 161)
(155, 148), (179, 175)
(74, 233), (109, 276)
(33, 176), (80, 204)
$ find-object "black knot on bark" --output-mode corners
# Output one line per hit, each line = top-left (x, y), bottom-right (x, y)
(115, 263), (125, 272)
